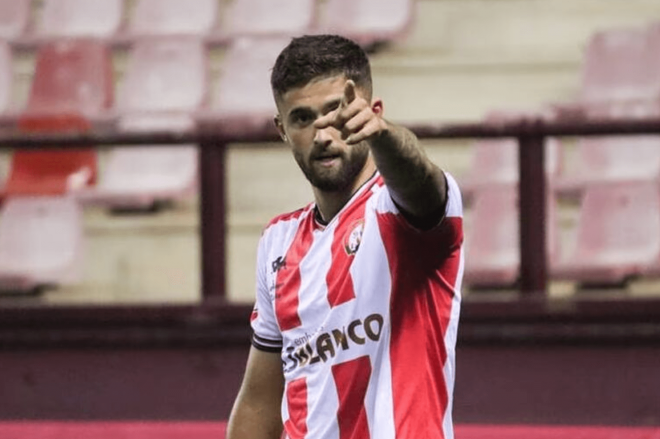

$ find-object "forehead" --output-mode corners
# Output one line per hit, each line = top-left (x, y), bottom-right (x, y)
(277, 75), (348, 114)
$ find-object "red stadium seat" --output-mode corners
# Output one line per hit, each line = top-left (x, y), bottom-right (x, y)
(552, 182), (660, 286)
(318, 0), (414, 47)
(0, 0), (31, 43)
(0, 196), (84, 292)
(25, 39), (114, 117)
(579, 26), (660, 104)
(38, 0), (124, 40)
(213, 37), (289, 134)
(79, 38), (207, 210)
(3, 40), (113, 197)
(5, 115), (97, 196)
(218, 0), (315, 39)
(0, 40), (12, 114)
(464, 185), (558, 288)
(129, 0), (218, 38)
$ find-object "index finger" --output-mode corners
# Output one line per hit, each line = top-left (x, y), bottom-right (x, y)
(342, 80), (356, 108)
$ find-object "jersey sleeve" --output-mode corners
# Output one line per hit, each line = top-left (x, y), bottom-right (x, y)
(376, 171), (463, 250)
(250, 232), (283, 353)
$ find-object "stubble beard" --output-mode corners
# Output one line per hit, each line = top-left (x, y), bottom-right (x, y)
(296, 142), (370, 192)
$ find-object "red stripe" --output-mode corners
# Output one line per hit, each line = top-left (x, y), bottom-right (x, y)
(284, 378), (308, 439)
(325, 177), (381, 307)
(275, 214), (315, 331)
(325, 205), (367, 307)
(332, 355), (372, 439)
(378, 213), (463, 439)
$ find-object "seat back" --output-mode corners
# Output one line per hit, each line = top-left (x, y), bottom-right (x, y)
(321, 0), (414, 45)
(572, 183), (660, 264)
(0, 196), (83, 285)
(222, 0), (315, 37)
(215, 37), (289, 131)
(465, 185), (558, 285)
(580, 27), (660, 103)
(26, 39), (114, 116)
(39, 0), (124, 38)
(130, 0), (218, 37)
(118, 38), (208, 114)
(0, 0), (31, 41)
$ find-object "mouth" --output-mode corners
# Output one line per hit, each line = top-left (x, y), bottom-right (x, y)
(313, 153), (342, 166)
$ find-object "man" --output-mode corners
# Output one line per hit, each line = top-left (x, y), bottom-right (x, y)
(227, 35), (464, 439)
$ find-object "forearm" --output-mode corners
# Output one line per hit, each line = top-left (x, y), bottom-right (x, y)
(226, 393), (283, 439)
(369, 122), (447, 222)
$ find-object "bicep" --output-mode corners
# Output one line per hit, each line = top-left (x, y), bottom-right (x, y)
(227, 347), (285, 439)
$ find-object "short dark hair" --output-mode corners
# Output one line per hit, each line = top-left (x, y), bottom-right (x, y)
(271, 35), (372, 101)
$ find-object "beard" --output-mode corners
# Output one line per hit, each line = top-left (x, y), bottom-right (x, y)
(295, 141), (370, 192)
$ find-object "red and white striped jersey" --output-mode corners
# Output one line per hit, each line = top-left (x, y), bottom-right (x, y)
(251, 171), (464, 439)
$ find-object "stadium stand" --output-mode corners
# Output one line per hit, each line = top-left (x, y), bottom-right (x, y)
(0, 0), (31, 43)
(464, 185), (559, 288)
(128, 0), (218, 39)
(217, 0), (315, 40)
(38, 0), (124, 40)
(212, 37), (289, 134)
(318, 0), (414, 48)
(0, 195), (83, 292)
(79, 37), (206, 210)
(552, 182), (660, 286)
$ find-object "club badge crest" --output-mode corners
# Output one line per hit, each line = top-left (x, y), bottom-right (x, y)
(344, 220), (365, 256)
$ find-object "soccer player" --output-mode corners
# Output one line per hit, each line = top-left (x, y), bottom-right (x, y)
(227, 35), (464, 439)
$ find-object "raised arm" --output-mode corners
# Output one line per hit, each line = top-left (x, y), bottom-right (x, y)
(314, 80), (447, 228)
(226, 347), (285, 439)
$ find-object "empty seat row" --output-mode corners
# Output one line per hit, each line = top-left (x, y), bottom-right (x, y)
(0, 0), (414, 48)
(463, 22), (660, 198)
(464, 182), (660, 289)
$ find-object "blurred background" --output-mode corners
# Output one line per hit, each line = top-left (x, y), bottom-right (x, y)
(1, 0), (660, 437)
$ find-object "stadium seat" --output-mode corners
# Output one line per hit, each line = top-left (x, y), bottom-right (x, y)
(38, 0), (124, 40)
(80, 38), (206, 210)
(0, 0), (31, 43)
(213, 37), (288, 134)
(464, 185), (558, 288)
(0, 196), (83, 292)
(0, 40), (12, 114)
(578, 26), (660, 104)
(461, 111), (562, 197)
(552, 182), (660, 286)
(318, 0), (414, 48)
(3, 40), (113, 197)
(556, 101), (660, 192)
(5, 115), (97, 196)
(24, 39), (114, 117)
(128, 0), (218, 38)
(217, 0), (315, 39)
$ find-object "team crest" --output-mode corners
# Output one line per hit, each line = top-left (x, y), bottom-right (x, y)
(343, 220), (365, 256)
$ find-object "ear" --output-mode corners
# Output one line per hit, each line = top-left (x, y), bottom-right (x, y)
(274, 115), (287, 142)
(371, 98), (384, 116)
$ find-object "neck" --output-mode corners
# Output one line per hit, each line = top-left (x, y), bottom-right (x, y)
(313, 158), (377, 222)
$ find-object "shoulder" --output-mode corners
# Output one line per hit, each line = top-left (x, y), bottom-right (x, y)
(261, 203), (315, 247)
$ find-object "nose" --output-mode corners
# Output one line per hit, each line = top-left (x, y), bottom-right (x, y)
(313, 125), (333, 149)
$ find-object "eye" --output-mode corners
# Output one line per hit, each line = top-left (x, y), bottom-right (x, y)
(290, 110), (315, 127)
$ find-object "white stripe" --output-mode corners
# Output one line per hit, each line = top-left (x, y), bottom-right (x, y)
(442, 246), (464, 439)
